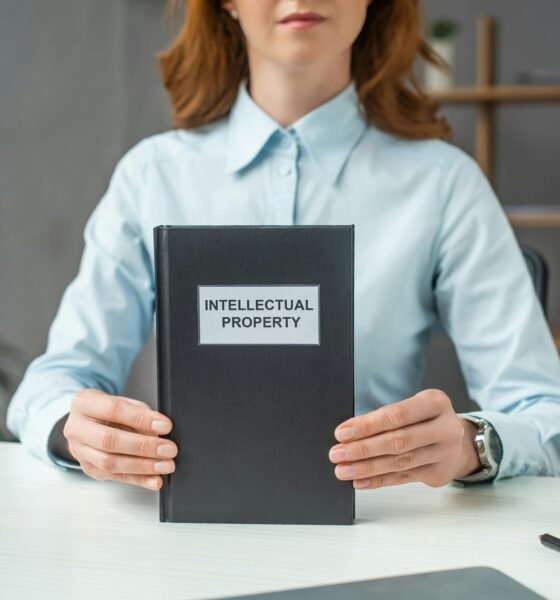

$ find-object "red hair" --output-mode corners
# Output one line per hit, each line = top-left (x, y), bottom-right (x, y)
(157, 0), (451, 140)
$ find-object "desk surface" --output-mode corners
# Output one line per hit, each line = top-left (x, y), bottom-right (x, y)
(1, 441), (558, 599)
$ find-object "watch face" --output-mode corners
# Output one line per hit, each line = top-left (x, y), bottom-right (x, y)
(487, 425), (503, 464)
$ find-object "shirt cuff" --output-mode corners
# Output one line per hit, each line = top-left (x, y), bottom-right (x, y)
(13, 391), (83, 473)
(455, 409), (549, 481)
(47, 413), (82, 471)
(48, 453), (82, 471)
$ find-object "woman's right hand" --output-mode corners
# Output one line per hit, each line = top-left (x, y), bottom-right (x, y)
(62, 388), (178, 490)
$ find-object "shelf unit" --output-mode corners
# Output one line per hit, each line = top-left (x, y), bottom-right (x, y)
(427, 16), (560, 185)
(505, 206), (560, 228)
(431, 86), (560, 104)
(426, 15), (560, 349)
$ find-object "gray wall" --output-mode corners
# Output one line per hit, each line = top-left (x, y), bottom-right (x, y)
(1, 0), (559, 438)
(0, 0), (173, 438)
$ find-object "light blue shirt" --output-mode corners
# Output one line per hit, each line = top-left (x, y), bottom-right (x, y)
(7, 79), (560, 480)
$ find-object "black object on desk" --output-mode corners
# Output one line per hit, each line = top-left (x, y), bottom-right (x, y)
(221, 567), (544, 599)
(540, 533), (560, 554)
(154, 225), (355, 524)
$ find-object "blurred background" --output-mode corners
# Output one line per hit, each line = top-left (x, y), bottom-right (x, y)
(1, 0), (559, 440)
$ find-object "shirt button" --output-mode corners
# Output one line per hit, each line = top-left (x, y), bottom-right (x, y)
(278, 164), (292, 176)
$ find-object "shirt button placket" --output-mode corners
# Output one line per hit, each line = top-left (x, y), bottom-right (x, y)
(272, 134), (298, 225)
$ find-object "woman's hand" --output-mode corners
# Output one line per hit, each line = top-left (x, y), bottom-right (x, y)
(62, 389), (178, 491)
(329, 389), (481, 490)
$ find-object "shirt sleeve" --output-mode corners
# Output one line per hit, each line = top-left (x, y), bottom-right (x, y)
(47, 413), (82, 471)
(6, 145), (155, 471)
(432, 148), (560, 481)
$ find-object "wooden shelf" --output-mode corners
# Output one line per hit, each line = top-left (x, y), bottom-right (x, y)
(428, 85), (560, 103)
(505, 206), (560, 228)
(423, 16), (560, 183)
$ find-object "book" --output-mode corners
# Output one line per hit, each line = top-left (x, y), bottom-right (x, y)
(153, 225), (355, 524)
(221, 567), (544, 599)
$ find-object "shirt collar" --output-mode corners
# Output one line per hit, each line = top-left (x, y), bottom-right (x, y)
(225, 79), (368, 186)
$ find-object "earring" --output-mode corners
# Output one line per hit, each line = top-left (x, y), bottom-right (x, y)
(230, 8), (239, 19)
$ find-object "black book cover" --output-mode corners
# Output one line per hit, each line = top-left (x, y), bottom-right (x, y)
(154, 225), (354, 524)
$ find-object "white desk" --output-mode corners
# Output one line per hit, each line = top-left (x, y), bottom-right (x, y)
(0, 441), (558, 599)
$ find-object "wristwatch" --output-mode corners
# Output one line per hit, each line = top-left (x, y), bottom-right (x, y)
(453, 415), (503, 484)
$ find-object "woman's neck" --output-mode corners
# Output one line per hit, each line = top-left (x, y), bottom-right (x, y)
(246, 49), (353, 129)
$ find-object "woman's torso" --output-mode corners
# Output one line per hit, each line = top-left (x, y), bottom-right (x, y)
(131, 82), (463, 415)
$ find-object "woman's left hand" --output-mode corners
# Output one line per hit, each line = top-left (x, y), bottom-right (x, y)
(329, 389), (482, 490)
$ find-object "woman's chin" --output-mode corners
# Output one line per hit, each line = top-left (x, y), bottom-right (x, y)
(272, 49), (330, 72)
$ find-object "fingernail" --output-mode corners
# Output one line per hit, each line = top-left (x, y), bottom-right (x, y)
(355, 479), (370, 488)
(329, 447), (349, 462)
(157, 444), (175, 457)
(154, 461), (175, 474)
(152, 420), (169, 433)
(337, 464), (356, 478)
(336, 427), (356, 441)
(146, 477), (159, 489)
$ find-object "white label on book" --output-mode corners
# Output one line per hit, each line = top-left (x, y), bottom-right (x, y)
(198, 285), (320, 345)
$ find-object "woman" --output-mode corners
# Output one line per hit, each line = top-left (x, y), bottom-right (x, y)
(8, 0), (560, 492)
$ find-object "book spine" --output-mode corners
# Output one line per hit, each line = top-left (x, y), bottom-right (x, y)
(153, 226), (173, 522)
(350, 225), (356, 522)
